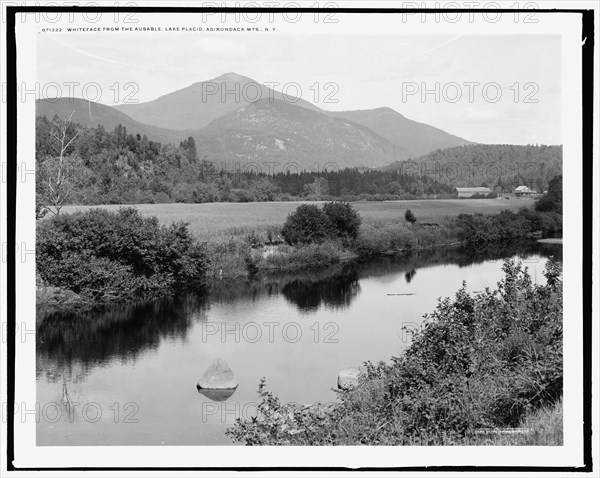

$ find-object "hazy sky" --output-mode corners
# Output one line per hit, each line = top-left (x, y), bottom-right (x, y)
(37, 34), (561, 145)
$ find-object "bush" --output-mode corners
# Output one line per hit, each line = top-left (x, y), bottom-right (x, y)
(281, 204), (333, 245)
(37, 207), (209, 305)
(282, 202), (363, 246)
(322, 201), (362, 242)
(257, 242), (342, 271)
(227, 260), (563, 445)
(454, 207), (562, 246)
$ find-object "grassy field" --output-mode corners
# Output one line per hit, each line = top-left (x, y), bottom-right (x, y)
(60, 198), (535, 241)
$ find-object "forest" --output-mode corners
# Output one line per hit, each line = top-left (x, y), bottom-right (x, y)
(36, 115), (561, 214)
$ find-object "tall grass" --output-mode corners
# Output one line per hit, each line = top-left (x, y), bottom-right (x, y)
(468, 398), (563, 445)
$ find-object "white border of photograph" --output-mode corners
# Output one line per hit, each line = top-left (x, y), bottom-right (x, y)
(2, 0), (597, 472)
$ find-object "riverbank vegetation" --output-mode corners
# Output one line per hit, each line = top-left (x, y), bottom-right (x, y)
(37, 208), (209, 309)
(226, 259), (563, 445)
(36, 174), (562, 311)
(37, 191), (562, 310)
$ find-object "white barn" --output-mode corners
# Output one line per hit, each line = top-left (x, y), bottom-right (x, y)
(455, 187), (492, 198)
(514, 185), (536, 196)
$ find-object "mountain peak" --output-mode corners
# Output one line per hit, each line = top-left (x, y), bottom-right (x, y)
(210, 72), (254, 83)
(375, 106), (399, 114)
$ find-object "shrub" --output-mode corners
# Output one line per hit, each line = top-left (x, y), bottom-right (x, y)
(227, 260), (563, 445)
(282, 202), (363, 246)
(322, 201), (362, 242)
(454, 208), (562, 246)
(281, 204), (332, 245)
(354, 223), (419, 258)
(37, 207), (209, 305)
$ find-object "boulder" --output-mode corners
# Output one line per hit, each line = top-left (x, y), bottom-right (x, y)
(337, 368), (361, 390)
(197, 358), (239, 390)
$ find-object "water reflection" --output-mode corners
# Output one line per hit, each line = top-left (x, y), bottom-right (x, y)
(405, 269), (417, 283)
(281, 266), (361, 313)
(197, 388), (237, 402)
(37, 241), (561, 382)
(37, 295), (208, 380)
(36, 240), (562, 446)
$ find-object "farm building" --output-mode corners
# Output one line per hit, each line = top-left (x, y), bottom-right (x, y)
(455, 187), (492, 198)
(514, 185), (536, 196)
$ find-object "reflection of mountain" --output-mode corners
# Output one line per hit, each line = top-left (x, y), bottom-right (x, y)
(281, 267), (361, 313)
(37, 295), (208, 377)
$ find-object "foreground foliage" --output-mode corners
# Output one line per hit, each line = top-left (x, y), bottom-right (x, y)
(227, 259), (562, 445)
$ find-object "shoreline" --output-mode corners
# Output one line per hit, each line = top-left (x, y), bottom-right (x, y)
(37, 237), (558, 316)
(537, 238), (563, 244)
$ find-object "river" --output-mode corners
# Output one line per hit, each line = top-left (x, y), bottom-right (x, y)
(36, 241), (562, 445)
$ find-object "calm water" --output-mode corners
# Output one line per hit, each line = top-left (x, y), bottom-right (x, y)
(36, 242), (561, 445)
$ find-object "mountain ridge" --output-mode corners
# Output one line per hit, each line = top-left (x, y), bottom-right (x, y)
(113, 72), (472, 156)
(37, 72), (474, 171)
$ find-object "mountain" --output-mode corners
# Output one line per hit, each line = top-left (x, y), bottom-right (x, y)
(328, 107), (471, 157)
(114, 72), (321, 130)
(36, 98), (187, 145)
(115, 73), (471, 157)
(37, 73), (475, 171)
(193, 98), (411, 169)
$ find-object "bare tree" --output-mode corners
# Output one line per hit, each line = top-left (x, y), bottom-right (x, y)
(37, 113), (85, 216)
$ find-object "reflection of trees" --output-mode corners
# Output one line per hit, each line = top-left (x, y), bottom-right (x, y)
(355, 239), (561, 279)
(37, 239), (561, 383)
(536, 243), (563, 262)
(37, 294), (208, 376)
(281, 266), (361, 313)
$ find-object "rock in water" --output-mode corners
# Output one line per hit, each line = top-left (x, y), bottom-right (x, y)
(197, 358), (238, 390)
(337, 368), (361, 390)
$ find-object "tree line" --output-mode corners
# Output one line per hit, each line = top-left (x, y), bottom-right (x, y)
(386, 143), (563, 193)
(35, 115), (455, 214)
(36, 116), (563, 214)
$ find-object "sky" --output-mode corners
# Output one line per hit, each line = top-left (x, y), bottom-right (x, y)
(37, 34), (561, 145)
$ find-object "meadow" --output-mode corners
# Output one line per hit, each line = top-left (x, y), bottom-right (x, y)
(60, 198), (534, 241)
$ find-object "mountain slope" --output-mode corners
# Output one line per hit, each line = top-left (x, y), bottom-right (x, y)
(194, 98), (411, 170)
(112, 72), (472, 160)
(381, 144), (563, 190)
(114, 72), (321, 130)
(328, 107), (471, 157)
(36, 98), (186, 145)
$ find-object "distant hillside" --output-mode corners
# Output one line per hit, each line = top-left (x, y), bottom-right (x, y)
(194, 98), (412, 170)
(382, 144), (563, 192)
(328, 107), (471, 157)
(36, 98), (186, 145)
(114, 72), (321, 130)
